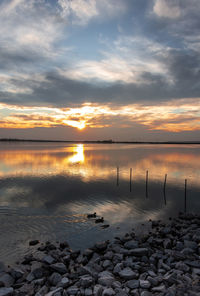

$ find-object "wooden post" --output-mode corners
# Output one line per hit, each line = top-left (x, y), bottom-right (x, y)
(184, 179), (187, 213)
(117, 166), (119, 186)
(163, 174), (167, 193)
(146, 170), (148, 197)
(163, 174), (167, 205)
(130, 168), (132, 192)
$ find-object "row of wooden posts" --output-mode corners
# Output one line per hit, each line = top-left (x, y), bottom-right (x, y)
(116, 167), (188, 212)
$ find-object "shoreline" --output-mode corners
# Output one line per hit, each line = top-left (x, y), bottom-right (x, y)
(0, 212), (200, 295)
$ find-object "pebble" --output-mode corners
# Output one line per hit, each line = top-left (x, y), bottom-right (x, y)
(0, 212), (200, 296)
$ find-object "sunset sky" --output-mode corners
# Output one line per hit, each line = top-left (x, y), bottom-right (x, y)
(0, 0), (200, 141)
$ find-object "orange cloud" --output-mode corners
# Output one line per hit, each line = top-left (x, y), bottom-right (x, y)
(0, 99), (200, 132)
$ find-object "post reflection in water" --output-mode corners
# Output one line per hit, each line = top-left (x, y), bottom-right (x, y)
(0, 142), (200, 264)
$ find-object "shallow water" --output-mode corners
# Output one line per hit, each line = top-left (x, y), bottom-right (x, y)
(0, 142), (200, 264)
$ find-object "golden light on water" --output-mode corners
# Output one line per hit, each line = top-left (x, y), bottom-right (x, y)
(68, 144), (85, 164)
(1, 143), (200, 187)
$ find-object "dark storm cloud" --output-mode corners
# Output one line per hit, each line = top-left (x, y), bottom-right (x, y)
(1, 47), (200, 108)
(0, 0), (200, 108)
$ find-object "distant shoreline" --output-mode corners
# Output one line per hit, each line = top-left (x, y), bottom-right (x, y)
(0, 138), (200, 145)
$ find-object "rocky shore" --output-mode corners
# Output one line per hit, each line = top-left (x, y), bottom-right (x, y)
(0, 212), (200, 296)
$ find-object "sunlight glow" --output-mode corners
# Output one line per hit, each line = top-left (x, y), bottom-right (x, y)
(63, 120), (86, 130)
(68, 144), (85, 164)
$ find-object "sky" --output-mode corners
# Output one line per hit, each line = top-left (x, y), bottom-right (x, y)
(0, 0), (200, 141)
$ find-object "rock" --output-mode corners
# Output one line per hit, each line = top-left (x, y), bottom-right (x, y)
(95, 241), (108, 252)
(29, 240), (39, 246)
(163, 239), (171, 249)
(0, 274), (14, 288)
(58, 277), (70, 288)
(181, 248), (194, 255)
(10, 268), (24, 280)
(126, 279), (139, 289)
(32, 267), (44, 279)
(139, 279), (151, 289)
(98, 271), (114, 287)
(35, 285), (48, 295)
(80, 275), (94, 288)
(184, 240), (198, 250)
(118, 267), (137, 280)
(42, 255), (55, 265)
(124, 240), (138, 249)
(85, 288), (93, 296)
(45, 287), (63, 296)
(66, 286), (79, 295)
(151, 285), (166, 292)
(129, 248), (149, 257)
(49, 272), (62, 286)
(103, 260), (111, 269)
(93, 284), (103, 296)
(50, 263), (67, 274)
(115, 291), (128, 296)
(59, 241), (69, 249)
(113, 263), (122, 275)
(140, 291), (151, 296)
(175, 262), (190, 272)
(102, 288), (115, 296)
(0, 287), (13, 296)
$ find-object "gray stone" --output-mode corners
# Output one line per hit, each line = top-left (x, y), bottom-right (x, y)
(147, 270), (156, 277)
(85, 288), (93, 296)
(113, 263), (122, 274)
(49, 272), (62, 286)
(112, 281), (121, 289)
(126, 279), (139, 289)
(181, 248), (194, 255)
(32, 267), (44, 279)
(35, 285), (48, 296)
(66, 286), (79, 295)
(80, 275), (93, 288)
(129, 248), (148, 257)
(0, 274), (14, 288)
(103, 260), (111, 269)
(50, 263), (67, 274)
(45, 287), (63, 296)
(139, 280), (151, 289)
(175, 262), (190, 272)
(152, 285), (166, 292)
(184, 240), (198, 250)
(115, 291), (128, 296)
(93, 284), (103, 296)
(118, 267), (137, 280)
(42, 255), (55, 265)
(124, 240), (138, 249)
(163, 239), (171, 249)
(140, 292), (151, 296)
(58, 277), (70, 288)
(10, 268), (24, 280)
(102, 288), (115, 296)
(0, 287), (13, 296)
(98, 276), (114, 287)
(95, 241), (108, 251)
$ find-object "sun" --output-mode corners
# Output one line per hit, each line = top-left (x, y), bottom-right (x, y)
(63, 119), (86, 130)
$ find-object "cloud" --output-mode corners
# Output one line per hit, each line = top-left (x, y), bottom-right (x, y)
(58, 0), (127, 25)
(153, 0), (181, 19)
(1, 99), (200, 133)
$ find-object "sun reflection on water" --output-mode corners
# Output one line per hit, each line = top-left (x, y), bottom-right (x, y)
(68, 144), (85, 164)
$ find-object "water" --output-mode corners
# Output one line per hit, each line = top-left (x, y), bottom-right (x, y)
(0, 142), (200, 264)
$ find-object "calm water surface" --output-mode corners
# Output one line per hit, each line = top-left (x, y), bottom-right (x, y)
(0, 142), (200, 264)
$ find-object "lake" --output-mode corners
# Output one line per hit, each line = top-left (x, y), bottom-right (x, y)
(0, 142), (200, 264)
